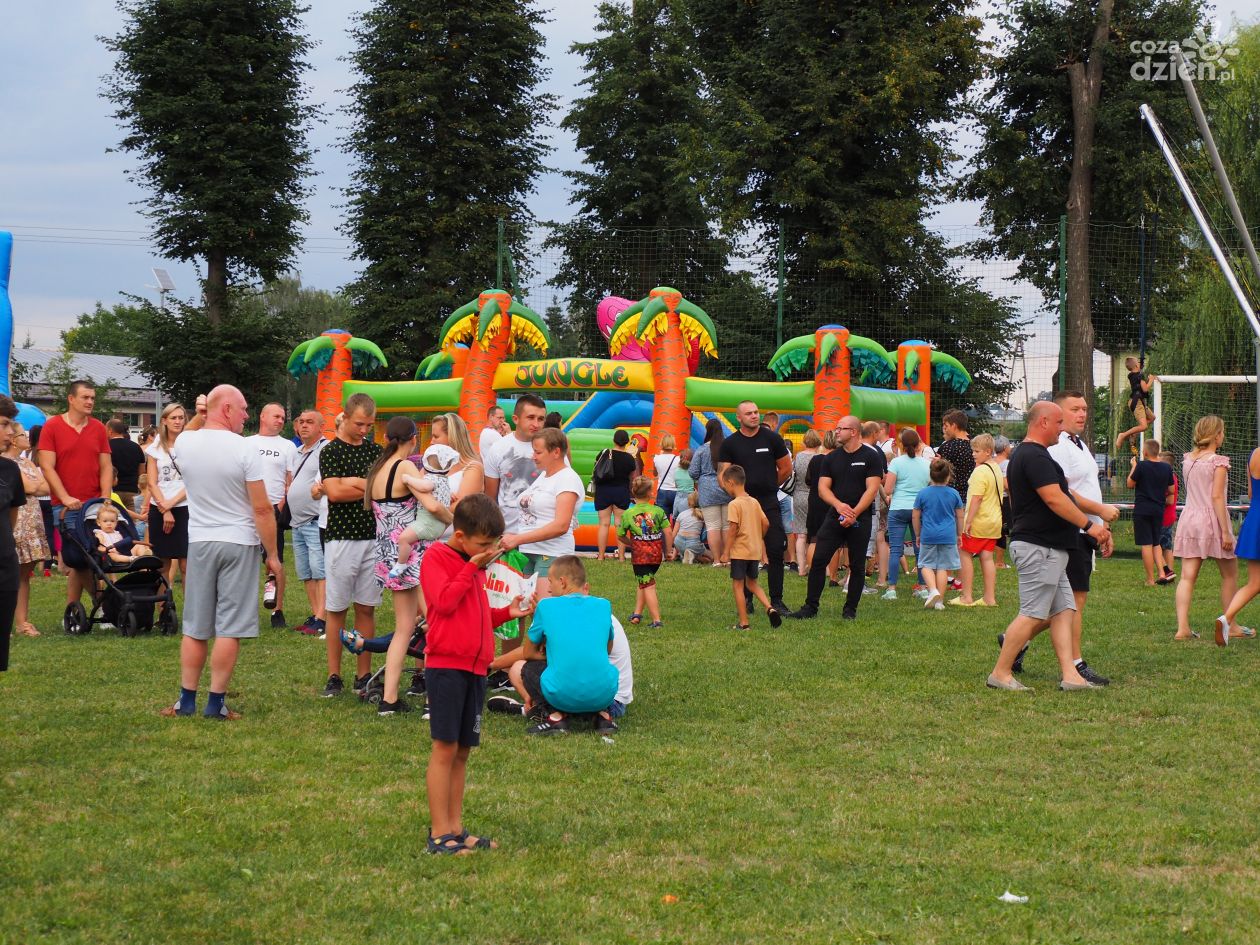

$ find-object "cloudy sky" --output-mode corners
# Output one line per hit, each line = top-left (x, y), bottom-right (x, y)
(1, 1), (1253, 353)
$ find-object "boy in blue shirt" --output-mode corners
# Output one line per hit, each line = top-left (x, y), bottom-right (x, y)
(508, 555), (620, 736)
(912, 458), (964, 610)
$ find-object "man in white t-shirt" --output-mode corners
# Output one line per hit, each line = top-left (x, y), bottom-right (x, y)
(479, 404), (509, 458)
(245, 403), (297, 629)
(286, 409), (327, 636)
(484, 394), (547, 536)
(160, 385), (280, 721)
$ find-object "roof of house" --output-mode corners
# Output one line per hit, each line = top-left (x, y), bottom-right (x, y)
(13, 348), (157, 392)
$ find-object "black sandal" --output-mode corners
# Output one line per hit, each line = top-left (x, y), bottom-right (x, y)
(457, 830), (497, 850)
(427, 832), (469, 855)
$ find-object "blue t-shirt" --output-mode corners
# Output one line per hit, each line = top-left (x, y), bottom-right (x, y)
(527, 594), (619, 713)
(888, 455), (932, 510)
(913, 484), (963, 544)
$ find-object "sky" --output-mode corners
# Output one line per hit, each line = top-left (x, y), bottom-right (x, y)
(1, 0), (1255, 396)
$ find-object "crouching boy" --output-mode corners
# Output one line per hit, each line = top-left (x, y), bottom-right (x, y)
(420, 494), (532, 855)
(508, 555), (620, 736)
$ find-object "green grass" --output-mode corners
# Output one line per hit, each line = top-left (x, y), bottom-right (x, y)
(3, 545), (1260, 944)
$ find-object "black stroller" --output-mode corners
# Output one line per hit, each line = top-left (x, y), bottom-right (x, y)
(59, 497), (178, 637)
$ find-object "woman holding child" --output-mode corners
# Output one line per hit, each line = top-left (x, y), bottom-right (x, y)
(430, 412), (484, 508)
(367, 417), (453, 714)
(499, 428), (584, 598)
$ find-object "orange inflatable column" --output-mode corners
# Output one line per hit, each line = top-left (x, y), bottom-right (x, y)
(643, 290), (692, 480)
(897, 341), (932, 445)
(812, 327), (851, 433)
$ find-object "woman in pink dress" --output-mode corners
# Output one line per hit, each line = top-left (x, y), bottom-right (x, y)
(1173, 415), (1251, 642)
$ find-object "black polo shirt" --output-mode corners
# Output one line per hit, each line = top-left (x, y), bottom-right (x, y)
(1008, 441), (1079, 550)
(719, 427), (788, 503)
(819, 444), (885, 522)
(109, 437), (146, 492)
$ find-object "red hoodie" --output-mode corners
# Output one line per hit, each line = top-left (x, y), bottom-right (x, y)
(420, 541), (512, 675)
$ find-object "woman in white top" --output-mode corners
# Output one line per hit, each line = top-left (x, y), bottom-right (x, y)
(430, 412), (484, 506)
(653, 433), (682, 519)
(499, 428), (584, 598)
(144, 403), (190, 583)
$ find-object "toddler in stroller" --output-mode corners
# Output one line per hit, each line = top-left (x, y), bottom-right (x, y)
(60, 497), (176, 636)
(339, 616), (427, 715)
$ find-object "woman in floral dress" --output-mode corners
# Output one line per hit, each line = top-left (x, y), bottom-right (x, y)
(7, 426), (49, 636)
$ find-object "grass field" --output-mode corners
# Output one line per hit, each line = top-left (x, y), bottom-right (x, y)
(3, 542), (1260, 945)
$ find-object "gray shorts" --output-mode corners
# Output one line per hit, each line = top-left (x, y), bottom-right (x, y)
(324, 539), (382, 612)
(182, 541), (261, 640)
(1010, 540), (1076, 621)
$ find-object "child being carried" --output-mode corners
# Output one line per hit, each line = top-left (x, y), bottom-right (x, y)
(389, 443), (459, 579)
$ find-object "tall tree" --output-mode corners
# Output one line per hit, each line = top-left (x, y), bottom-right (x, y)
(62, 302), (150, 357)
(962, 0), (1208, 397)
(102, 0), (316, 325)
(342, 2), (554, 377)
(546, 0), (730, 358)
(687, 0), (1014, 403)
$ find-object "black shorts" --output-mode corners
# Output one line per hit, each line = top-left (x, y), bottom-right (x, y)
(1065, 537), (1093, 593)
(730, 558), (760, 581)
(424, 668), (486, 747)
(1133, 512), (1163, 547)
(632, 563), (660, 586)
(520, 659), (548, 710)
(594, 483), (632, 512)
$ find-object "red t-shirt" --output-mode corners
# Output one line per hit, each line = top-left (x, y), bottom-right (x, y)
(40, 414), (110, 506)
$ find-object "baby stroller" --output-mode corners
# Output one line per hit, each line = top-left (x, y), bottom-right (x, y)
(342, 616), (427, 705)
(59, 497), (178, 637)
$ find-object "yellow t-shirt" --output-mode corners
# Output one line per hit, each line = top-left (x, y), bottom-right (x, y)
(965, 461), (1004, 539)
(727, 494), (768, 561)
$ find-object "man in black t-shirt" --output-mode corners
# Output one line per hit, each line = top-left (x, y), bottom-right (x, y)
(719, 401), (793, 614)
(106, 419), (145, 513)
(792, 416), (883, 620)
(988, 401), (1108, 692)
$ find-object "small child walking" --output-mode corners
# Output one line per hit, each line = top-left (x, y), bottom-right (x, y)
(912, 458), (964, 610)
(721, 465), (783, 630)
(1159, 449), (1179, 582)
(1116, 356), (1159, 453)
(1127, 439), (1175, 586)
(617, 476), (672, 627)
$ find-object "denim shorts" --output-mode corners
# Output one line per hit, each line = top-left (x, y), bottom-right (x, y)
(918, 542), (960, 571)
(291, 519), (325, 581)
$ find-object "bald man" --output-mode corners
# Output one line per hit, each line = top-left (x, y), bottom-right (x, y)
(161, 385), (281, 720)
(987, 400), (1108, 692)
(792, 415), (884, 620)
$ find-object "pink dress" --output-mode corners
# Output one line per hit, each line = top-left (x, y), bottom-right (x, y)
(1173, 452), (1234, 560)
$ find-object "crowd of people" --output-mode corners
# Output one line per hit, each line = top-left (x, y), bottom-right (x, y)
(4, 372), (1260, 851)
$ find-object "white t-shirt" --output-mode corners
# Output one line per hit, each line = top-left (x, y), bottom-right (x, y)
(245, 434), (297, 505)
(517, 465), (584, 556)
(610, 616), (633, 706)
(171, 429), (264, 545)
(485, 434), (541, 535)
(676, 507), (703, 538)
(144, 441), (187, 507)
(1048, 431), (1103, 528)
(654, 452), (681, 490)
(286, 439), (328, 528)
(479, 426), (503, 458)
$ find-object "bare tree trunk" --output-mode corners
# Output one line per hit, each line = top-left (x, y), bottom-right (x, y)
(204, 247), (228, 327)
(1063, 0), (1114, 420)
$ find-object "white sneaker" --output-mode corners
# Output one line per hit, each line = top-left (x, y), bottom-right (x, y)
(933, 600), (945, 610)
(881, 588), (897, 601)
(923, 590), (942, 609)
(682, 549), (695, 565)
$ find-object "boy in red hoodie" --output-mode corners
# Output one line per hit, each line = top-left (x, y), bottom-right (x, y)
(420, 494), (532, 855)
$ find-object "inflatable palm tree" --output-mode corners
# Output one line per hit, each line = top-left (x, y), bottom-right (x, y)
(287, 329), (387, 438)
(609, 287), (718, 468)
(895, 339), (972, 441)
(434, 290), (550, 431)
(767, 326), (895, 431)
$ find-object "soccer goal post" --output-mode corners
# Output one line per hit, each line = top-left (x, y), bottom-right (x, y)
(1152, 375), (1260, 502)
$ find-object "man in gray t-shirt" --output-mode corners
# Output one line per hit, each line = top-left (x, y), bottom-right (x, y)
(286, 409), (327, 636)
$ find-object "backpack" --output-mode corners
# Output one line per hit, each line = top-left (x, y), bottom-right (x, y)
(593, 448), (615, 484)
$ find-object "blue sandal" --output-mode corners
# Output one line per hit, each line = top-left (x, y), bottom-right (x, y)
(648, 621), (663, 629)
(629, 613), (642, 625)
(457, 830), (497, 850)
(427, 832), (469, 855)
(340, 628), (365, 654)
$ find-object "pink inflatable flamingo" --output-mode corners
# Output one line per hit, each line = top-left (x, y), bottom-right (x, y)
(598, 295), (700, 373)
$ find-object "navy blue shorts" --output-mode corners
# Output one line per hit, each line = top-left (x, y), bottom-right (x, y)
(425, 668), (486, 747)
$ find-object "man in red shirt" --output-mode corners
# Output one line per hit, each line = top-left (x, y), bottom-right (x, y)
(37, 380), (112, 608)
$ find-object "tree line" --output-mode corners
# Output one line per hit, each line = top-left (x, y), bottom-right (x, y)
(90, 0), (1252, 420)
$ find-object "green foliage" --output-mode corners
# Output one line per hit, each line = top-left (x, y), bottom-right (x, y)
(342, 1), (555, 378)
(546, 1), (733, 358)
(101, 0), (315, 320)
(961, 0), (1209, 352)
(61, 302), (150, 357)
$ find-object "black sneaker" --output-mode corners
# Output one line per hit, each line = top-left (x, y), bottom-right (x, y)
(1077, 662), (1110, 686)
(377, 698), (412, 715)
(352, 673), (371, 696)
(744, 592), (755, 615)
(595, 714), (619, 734)
(270, 609), (287, 629)
(997, 633), (1030, 674)
(487, 669), (513, 693)
(770, 600), (795, 619)
(789, 606), (818, 620)
(321, 674), (344, 698)
(487, 695), (524, 715)
(405, 672), (426, 697)
(841, 610), (857, 620)
(767, 608), (783, 628)
(527, 716), (571, 736)
(526, 702), (550, 722)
